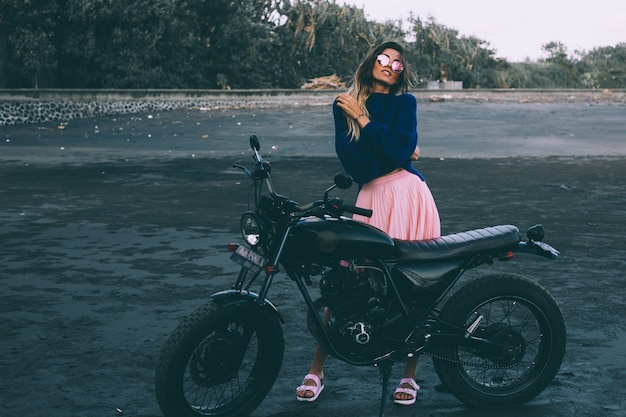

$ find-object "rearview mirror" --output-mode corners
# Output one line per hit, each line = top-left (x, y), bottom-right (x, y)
(249, 135), (260, 151)
(334, 172), (353, 189)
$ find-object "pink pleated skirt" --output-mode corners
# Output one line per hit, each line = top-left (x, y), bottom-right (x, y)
(352, 169), (441, 240)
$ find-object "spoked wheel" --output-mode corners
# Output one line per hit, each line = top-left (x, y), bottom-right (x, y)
(155, 299), (284, 417)
(432, 274), (566, 407)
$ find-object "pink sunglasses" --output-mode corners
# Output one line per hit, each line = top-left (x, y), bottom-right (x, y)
(376, 54), (404, 73)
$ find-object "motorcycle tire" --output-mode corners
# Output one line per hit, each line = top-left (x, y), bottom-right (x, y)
(432, 273), (566, 407)
(155, 299), (284, 417)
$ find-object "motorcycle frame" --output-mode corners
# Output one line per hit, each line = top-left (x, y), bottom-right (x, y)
(228, 139), (558, 368)
(229, 196), (481, 368)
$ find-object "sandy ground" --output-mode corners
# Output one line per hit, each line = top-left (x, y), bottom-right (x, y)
(1, 99), (626, 417)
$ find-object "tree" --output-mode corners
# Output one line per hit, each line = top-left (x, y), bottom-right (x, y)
(540, 41), (582, 87)
(577, 43), (626, 89)
(1, 0), (623, 89)
(204, 0), (288, 88)
(406, 16), (500, 88)
(276, 0), (404, 87)
(3, 0), (60, 87)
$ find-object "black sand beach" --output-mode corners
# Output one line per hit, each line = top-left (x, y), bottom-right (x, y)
(1, 99), (625, 417)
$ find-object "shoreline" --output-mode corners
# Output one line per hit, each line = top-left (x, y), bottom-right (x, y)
(1, 88), (624, 127)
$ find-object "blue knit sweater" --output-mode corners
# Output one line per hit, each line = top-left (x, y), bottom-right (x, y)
(333, 92), (425, 185)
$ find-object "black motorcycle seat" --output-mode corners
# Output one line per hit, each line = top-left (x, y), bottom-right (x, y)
(393, 225), (520, 262)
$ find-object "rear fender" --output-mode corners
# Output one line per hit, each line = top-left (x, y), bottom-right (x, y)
(210, 289), (284, 323)
(516, 241), (560, 260)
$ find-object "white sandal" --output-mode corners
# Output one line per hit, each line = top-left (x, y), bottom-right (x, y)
(296, 373), (325, 402)
(393, 377), (420, 405)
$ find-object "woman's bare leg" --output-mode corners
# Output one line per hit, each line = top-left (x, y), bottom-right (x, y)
(296, 344), (328, 398)
(394, 357), (419, 402)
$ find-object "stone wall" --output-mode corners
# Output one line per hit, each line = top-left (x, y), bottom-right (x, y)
(1, 89), (623, 127)
(0, 90), (337, 127)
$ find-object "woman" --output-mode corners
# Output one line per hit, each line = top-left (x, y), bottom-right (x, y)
(296, 41), (441, 406)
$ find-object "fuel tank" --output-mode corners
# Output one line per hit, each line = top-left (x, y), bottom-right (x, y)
(282, 216), (396, 262)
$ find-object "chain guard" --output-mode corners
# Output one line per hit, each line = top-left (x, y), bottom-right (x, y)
(424, 350), (519, 369)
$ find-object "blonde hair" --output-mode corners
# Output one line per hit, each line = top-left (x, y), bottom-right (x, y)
(346, 41), (413, 141)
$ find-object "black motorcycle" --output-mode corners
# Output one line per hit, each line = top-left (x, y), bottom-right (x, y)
(155, 135), (566, 417)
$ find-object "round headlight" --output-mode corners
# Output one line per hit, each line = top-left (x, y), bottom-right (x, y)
(240, 212), (262, 246)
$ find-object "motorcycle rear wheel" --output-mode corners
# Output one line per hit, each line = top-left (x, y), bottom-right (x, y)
(155, 299), (284, 417)
(432, 274), (566, 407)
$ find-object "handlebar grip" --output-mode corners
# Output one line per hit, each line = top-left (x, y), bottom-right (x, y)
(343, 204), (372, 218)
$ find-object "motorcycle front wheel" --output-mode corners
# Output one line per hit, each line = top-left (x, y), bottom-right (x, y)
(155, 299), (284, 417)
(432, 274), (566, 407)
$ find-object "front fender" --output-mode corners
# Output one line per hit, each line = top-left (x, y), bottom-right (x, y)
(210, 289), (284, 324)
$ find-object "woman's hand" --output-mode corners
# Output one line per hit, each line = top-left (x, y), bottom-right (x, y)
(410, 146), (421, 160)
(336, 93), (363, 121)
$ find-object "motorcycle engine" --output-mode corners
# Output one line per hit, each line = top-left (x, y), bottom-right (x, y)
(319, 261), (387, 352)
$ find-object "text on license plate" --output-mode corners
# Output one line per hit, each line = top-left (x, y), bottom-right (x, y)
(230, 245), (267, 273)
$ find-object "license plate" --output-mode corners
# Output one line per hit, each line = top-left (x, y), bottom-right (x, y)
(230, 245), (267, 274)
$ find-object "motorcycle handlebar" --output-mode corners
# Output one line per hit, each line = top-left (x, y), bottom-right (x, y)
(292, 199), (371, 218)
(325, 197), (373, 218)
(294, 201), (323, 213)
(341, 203), (373, 218)
(243, 136), (372, 218)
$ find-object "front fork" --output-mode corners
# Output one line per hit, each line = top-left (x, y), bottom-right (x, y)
(232, 267), (250, 291)
(230, 223), (293, 299)
(256, 224), (292, 304)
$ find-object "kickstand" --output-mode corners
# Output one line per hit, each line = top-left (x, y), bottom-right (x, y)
(377, 361), (393, 417)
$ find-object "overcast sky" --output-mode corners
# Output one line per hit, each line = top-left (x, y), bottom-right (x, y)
(340, 0), (625, 61)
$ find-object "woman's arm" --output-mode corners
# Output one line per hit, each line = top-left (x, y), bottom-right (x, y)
(360, 94), (418, 166)
(333, 101), (384, 184)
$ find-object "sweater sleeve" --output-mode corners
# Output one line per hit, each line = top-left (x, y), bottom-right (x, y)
(333, 100), (384, 184)
(359, 94), (418, 166)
